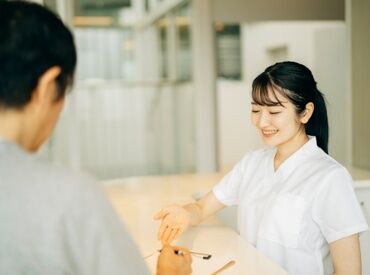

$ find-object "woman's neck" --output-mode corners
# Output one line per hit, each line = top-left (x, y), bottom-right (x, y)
(274, 130), (309, 171)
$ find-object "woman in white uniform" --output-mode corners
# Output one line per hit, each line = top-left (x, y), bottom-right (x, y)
(154, 61), (368, 275)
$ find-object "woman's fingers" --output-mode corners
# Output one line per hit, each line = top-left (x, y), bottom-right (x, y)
(167, 228), (179, 244)
(153, 208), (170, 220)
(161, 226), (184, 243)
(154, 204), (179, 220)
(158, 221), (170, 240)
(155, 205), (190, 242)
(174, 226), (185, 241)
(161, 226), (173, 243)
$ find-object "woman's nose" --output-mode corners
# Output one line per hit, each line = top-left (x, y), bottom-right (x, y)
(257, 112), (270, 128)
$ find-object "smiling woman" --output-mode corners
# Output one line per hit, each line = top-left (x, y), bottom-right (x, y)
(251, 61), (327, 154)
(250, 93), (311, 164)
(154, 61), (368, 275)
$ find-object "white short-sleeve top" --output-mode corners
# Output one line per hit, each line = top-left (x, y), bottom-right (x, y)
(213, 136), (368, 275)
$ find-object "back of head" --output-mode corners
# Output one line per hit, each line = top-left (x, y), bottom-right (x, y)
(0, 0), (77, 109)
(252, 61), (329, 153)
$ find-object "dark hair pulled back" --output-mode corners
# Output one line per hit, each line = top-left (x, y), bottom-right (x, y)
(252, 61), (329, 153)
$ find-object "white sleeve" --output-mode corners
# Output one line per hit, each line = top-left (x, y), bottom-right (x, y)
(312, 167), (369, 243)
(64, 176), (151, 275)
(212, 153), (250, 206)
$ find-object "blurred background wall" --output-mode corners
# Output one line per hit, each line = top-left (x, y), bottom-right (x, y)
(33, 0), (368, 180)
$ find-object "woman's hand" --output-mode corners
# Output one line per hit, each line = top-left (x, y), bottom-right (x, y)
(154, 204), (191, 244)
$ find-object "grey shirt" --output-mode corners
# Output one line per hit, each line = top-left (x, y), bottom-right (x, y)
(0, 139), (150, 275)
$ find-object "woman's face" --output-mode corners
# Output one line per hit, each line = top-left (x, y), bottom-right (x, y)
(250, 88), (305, 149)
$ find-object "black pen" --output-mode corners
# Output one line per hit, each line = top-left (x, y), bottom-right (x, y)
(158, 249), (212, 259)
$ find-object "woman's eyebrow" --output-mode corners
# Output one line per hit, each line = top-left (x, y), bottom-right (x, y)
(268, 100), (289, 106)
(251, 102), (286, 106)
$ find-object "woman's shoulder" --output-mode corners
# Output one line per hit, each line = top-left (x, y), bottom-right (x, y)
(314, 148), (344, 168)
(306, 148), (351, 180)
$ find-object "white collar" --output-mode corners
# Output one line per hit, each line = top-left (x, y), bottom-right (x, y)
(271, 135), (319, 179)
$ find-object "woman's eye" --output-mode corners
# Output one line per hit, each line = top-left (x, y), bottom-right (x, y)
(252, 110), (260, 113)
(269, 111), (281, 115)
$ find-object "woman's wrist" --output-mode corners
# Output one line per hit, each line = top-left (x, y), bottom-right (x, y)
(184, 203), (202, 225)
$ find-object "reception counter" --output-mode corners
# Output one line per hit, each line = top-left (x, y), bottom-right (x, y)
(103, 174), (288, 275)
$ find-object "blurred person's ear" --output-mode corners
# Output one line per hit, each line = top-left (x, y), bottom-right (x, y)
(31, 66), (62, 107)
(25, 66), (65, 152)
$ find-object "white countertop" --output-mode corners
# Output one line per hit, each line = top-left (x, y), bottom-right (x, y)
(347, 166), (370, 181)
(346, 167), (370, 189)
(103, 166), (370, 274)
(104, 174), (288, 275)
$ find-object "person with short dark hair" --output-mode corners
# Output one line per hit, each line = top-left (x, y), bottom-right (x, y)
(155, 61), (368, 275)
(0, 1), (191, 274)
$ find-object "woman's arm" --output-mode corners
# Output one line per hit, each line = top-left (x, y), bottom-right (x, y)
(184, 191), (226, 225)
(154, 191), (225, 243)
(329, 234), (362, 275)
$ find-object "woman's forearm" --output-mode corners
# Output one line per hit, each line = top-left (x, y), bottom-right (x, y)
(185, 191), (226, 226)
(184, 203), (204, 225)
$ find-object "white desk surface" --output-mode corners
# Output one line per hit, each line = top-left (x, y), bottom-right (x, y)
(104, 174), (288, 275)
(348, 167), (370, 181)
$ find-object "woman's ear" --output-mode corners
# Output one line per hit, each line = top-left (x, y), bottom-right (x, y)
(300, 102), (314, 124)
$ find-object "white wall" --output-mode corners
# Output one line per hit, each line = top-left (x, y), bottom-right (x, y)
(351, 0), (370, 170)
(217, 22), (348, 169)
(313, 25), (348, 164)
(217, 80), (263, 170)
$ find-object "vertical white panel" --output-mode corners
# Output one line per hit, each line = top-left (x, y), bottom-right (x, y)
(313, 24), (348, 164)
(55, 0), (74, 26)
(352, 0), (370, 169)
(191, 0), (218, 172)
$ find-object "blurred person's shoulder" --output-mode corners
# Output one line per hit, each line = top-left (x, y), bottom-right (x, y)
(0, 140), (104, 209)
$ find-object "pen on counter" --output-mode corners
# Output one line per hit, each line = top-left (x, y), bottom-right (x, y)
(157, 249), (212, 260)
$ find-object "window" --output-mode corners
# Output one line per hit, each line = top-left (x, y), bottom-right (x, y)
(175, 2), (192, 81)
(74, 27), (135, 80)
(215, 24), (242, 80)
(157, 17), (168, 79)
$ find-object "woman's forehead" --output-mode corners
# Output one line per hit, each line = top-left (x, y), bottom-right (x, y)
(252, 84), (289, 106)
